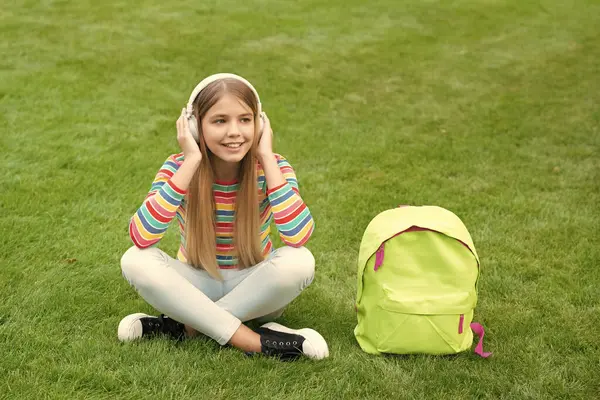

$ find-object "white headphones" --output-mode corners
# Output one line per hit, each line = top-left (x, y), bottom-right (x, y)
(184, 73), (263, 142)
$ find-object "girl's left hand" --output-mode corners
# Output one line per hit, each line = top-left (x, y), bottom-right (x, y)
(257, 112), (274, 159)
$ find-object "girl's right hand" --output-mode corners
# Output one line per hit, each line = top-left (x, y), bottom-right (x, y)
(176, 108), (202, 163)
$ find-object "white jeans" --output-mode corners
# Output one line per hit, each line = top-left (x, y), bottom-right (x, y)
(120, 246), (315, 345)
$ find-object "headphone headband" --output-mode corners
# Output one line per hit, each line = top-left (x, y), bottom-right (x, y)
(185, 73), (261, 117)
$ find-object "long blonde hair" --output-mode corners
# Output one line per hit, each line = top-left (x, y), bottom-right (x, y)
(185, 79), (264, 280)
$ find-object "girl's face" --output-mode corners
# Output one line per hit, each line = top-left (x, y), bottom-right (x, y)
(200, 92), (256, 165)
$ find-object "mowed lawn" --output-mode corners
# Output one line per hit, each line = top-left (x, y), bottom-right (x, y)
(1, 0), (599, 398)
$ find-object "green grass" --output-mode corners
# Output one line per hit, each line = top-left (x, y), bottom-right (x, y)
(1, 0), (599, 398)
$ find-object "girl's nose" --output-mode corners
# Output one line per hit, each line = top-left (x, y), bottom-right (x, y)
(226, 121), (242, 136)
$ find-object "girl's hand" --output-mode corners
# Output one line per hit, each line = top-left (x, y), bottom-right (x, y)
(257, 112), (274, 159)
(176, 108), (202, 163)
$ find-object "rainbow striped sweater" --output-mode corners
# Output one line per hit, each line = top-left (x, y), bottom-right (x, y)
(128, 153), (314, 269)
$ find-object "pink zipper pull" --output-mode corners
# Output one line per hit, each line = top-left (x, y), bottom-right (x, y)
(374, 243), (385, 271)
(470, 323), (492, 358)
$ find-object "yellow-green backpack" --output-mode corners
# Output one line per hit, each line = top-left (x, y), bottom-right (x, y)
(355, 206), (492, 357)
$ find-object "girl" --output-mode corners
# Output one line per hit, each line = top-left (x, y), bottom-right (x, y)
(118, 73), (328, 361)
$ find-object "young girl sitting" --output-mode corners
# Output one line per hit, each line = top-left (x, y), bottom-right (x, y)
(117, 73), (328, 361)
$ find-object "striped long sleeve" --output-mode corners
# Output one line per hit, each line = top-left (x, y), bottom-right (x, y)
(128, 155), (186, 248)
(266, 156), (314, 247)
(128, 153), (313, 268)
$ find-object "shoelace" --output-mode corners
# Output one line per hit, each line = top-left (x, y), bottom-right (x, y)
(256, 328), (305, 361)
(158, 314), (185, 340)
(142, 317), (163, 333)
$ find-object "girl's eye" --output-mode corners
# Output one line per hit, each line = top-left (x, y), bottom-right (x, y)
(240, 118), (251, 123)
(214, 119), (225, 124)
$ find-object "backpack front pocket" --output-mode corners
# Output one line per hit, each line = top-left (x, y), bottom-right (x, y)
(375, 286), (475, 355)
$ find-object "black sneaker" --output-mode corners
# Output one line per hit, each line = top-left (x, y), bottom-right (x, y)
(255, 322), (329, 360)
(117, 313), (185, 342)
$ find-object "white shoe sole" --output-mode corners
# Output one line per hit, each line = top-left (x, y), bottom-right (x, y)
(261, 322), (329, 360)
(117, 313), (150, 342)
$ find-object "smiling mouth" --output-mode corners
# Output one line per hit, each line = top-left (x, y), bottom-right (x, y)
(223, 143), (244, 148)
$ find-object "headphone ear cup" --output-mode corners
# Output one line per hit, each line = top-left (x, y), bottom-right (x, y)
(188, 115), (200, 142)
